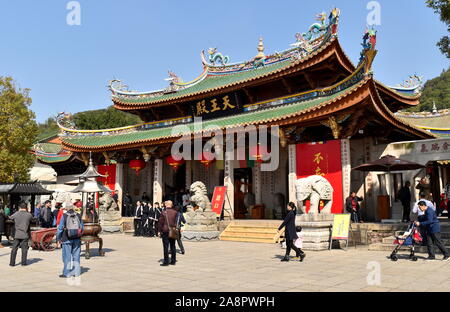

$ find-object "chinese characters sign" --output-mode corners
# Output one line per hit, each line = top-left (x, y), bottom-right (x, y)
(190, 93), (242, 120)
(296, 140), (344, 214)
(417, 140), (450, 154)
(211, 186), (227, 217)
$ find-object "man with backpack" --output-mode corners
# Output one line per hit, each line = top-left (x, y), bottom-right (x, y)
(56, 204), (84, 278)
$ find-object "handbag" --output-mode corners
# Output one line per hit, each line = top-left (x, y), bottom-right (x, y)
(164, 211), (179, 240)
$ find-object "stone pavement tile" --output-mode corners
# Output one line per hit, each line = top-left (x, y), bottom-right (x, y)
(359, 286), (392, 292)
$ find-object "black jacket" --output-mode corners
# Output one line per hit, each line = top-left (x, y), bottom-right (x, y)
(0, 210), (5, 234)
(397, 187), (411, 204)
(278, 210), (298, 240)
(345, 196), (363, 213)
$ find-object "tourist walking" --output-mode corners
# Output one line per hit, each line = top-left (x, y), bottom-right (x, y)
(416, 177), (432, 200)
(141, 201), (151, 237)
(142, 192), (151, 202)
(9, 202), (33, 266)
(415, 201), (449, 261)
(412, 192), (436, 245)
(56, 205), (84, 278)
(123, 192), (133, 217)
(398, 181), (412, 222)
(148, 203), (157, 237)
(157, 200), (178, 266)
(154, 202), (162, 236)
(345, 192), (364, 223)
(134, 201), (144, 236)
(34, 202), (42, 222)
(0, 206), (6, 248)
(40, 200), (53, 228)
(277, 202), (305, 262)
(52, 203), (62, 227)
(175, 205), (186, 254)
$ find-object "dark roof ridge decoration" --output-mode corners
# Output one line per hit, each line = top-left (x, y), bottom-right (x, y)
(109, 8), (341, 102)
(388, 74), (424, 95)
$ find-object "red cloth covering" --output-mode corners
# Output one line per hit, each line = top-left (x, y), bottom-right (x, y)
(56, 209), (66, 226)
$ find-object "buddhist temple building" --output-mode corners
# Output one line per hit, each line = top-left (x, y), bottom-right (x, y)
(37, 8), (437, 223)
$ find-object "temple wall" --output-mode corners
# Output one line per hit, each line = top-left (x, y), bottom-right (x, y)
(350, 137), (386, 222)
(123, 161), (153, 203)
(259, 147), (288, 219)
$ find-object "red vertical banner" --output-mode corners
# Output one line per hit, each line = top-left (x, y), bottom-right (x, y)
(211, 186), (227, 217)
(97, 164), (117, 192)
(296, 140), (343, 214)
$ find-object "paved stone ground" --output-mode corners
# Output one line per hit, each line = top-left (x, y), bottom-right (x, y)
(1, 234), (450, 292)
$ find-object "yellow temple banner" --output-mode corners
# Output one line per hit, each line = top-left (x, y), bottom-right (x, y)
(331, 214), (351, 240)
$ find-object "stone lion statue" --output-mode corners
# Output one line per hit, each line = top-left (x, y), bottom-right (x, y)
(295, 175), (333, 214)
(188, 181), (211, 212)
(98, 192), (119, 212)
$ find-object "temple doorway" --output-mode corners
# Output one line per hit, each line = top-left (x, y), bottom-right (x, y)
(234, 168), (253, 219)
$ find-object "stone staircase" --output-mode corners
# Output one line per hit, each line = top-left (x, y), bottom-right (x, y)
(219, 220), (282, 244)
(368, 219), (450, 254)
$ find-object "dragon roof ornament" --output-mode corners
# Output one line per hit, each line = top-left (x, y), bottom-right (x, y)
(109, 8), (341, 99)
(390, 74), (424, 94)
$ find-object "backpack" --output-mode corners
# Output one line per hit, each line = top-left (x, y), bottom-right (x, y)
(65, 212), (83, 239)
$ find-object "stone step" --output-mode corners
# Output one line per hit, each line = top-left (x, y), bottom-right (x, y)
(221, 231), (277, 239)
(219, 236), (276, 244)
(225, 226), (278, 234)
(369, 243), (449, 254)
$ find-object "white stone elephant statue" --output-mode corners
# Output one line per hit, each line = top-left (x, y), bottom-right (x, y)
(295, 175), (333, 214)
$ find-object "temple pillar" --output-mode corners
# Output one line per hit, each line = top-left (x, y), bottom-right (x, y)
(153, 159), (163, 206)
(115, 163), (124, 214)
(185, 160), (192, 189)
(341, 138), (351, 213)
(288, 144), (297, 204)
(224, 157), (234, 220)
(254, 165), (262, 205)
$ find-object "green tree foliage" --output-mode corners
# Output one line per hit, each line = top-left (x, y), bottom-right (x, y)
(407, 67), (450, 112)
(72, 106), (142, 130)
(427, 0), (450, 58)
(0, 77), (38, 183)
(37, 117), (59, 142)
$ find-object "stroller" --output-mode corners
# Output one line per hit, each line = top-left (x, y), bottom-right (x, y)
(389, 222), (422, 261)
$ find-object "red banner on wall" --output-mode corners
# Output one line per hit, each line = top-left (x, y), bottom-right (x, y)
(296, 140), (343, 214)
(97, 164), (117, 193)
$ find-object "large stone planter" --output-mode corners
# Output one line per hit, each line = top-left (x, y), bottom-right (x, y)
(182, 210), (220, 241)
(295, 213), (333, 251)
(99, 210), (122, 233)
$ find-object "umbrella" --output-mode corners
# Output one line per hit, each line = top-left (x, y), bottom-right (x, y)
(353, 155), (424, 220)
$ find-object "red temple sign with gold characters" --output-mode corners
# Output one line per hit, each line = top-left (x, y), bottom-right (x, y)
(211, 186), (227, 217)
(296, 140), (344, 214)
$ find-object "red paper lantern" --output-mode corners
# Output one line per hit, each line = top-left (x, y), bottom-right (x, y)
(249, 144), (269, 163)
(166, 155), (185, 171)
(198, 151), (215, 169)
(129, 159), (146, 175)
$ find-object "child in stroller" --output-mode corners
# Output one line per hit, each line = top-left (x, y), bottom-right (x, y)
(389, 222), (422, 261)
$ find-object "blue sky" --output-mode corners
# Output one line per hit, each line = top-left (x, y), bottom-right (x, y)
(0, 0), (448, 123)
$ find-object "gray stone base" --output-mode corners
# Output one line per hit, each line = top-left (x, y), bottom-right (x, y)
(101, 226), (122, 233)
(182, 231), (220, 241)
(294, 213), (333, 251)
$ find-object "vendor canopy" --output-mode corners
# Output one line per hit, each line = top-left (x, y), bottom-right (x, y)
(353, 155), (424, 172)
(0, 182), (53, 195)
